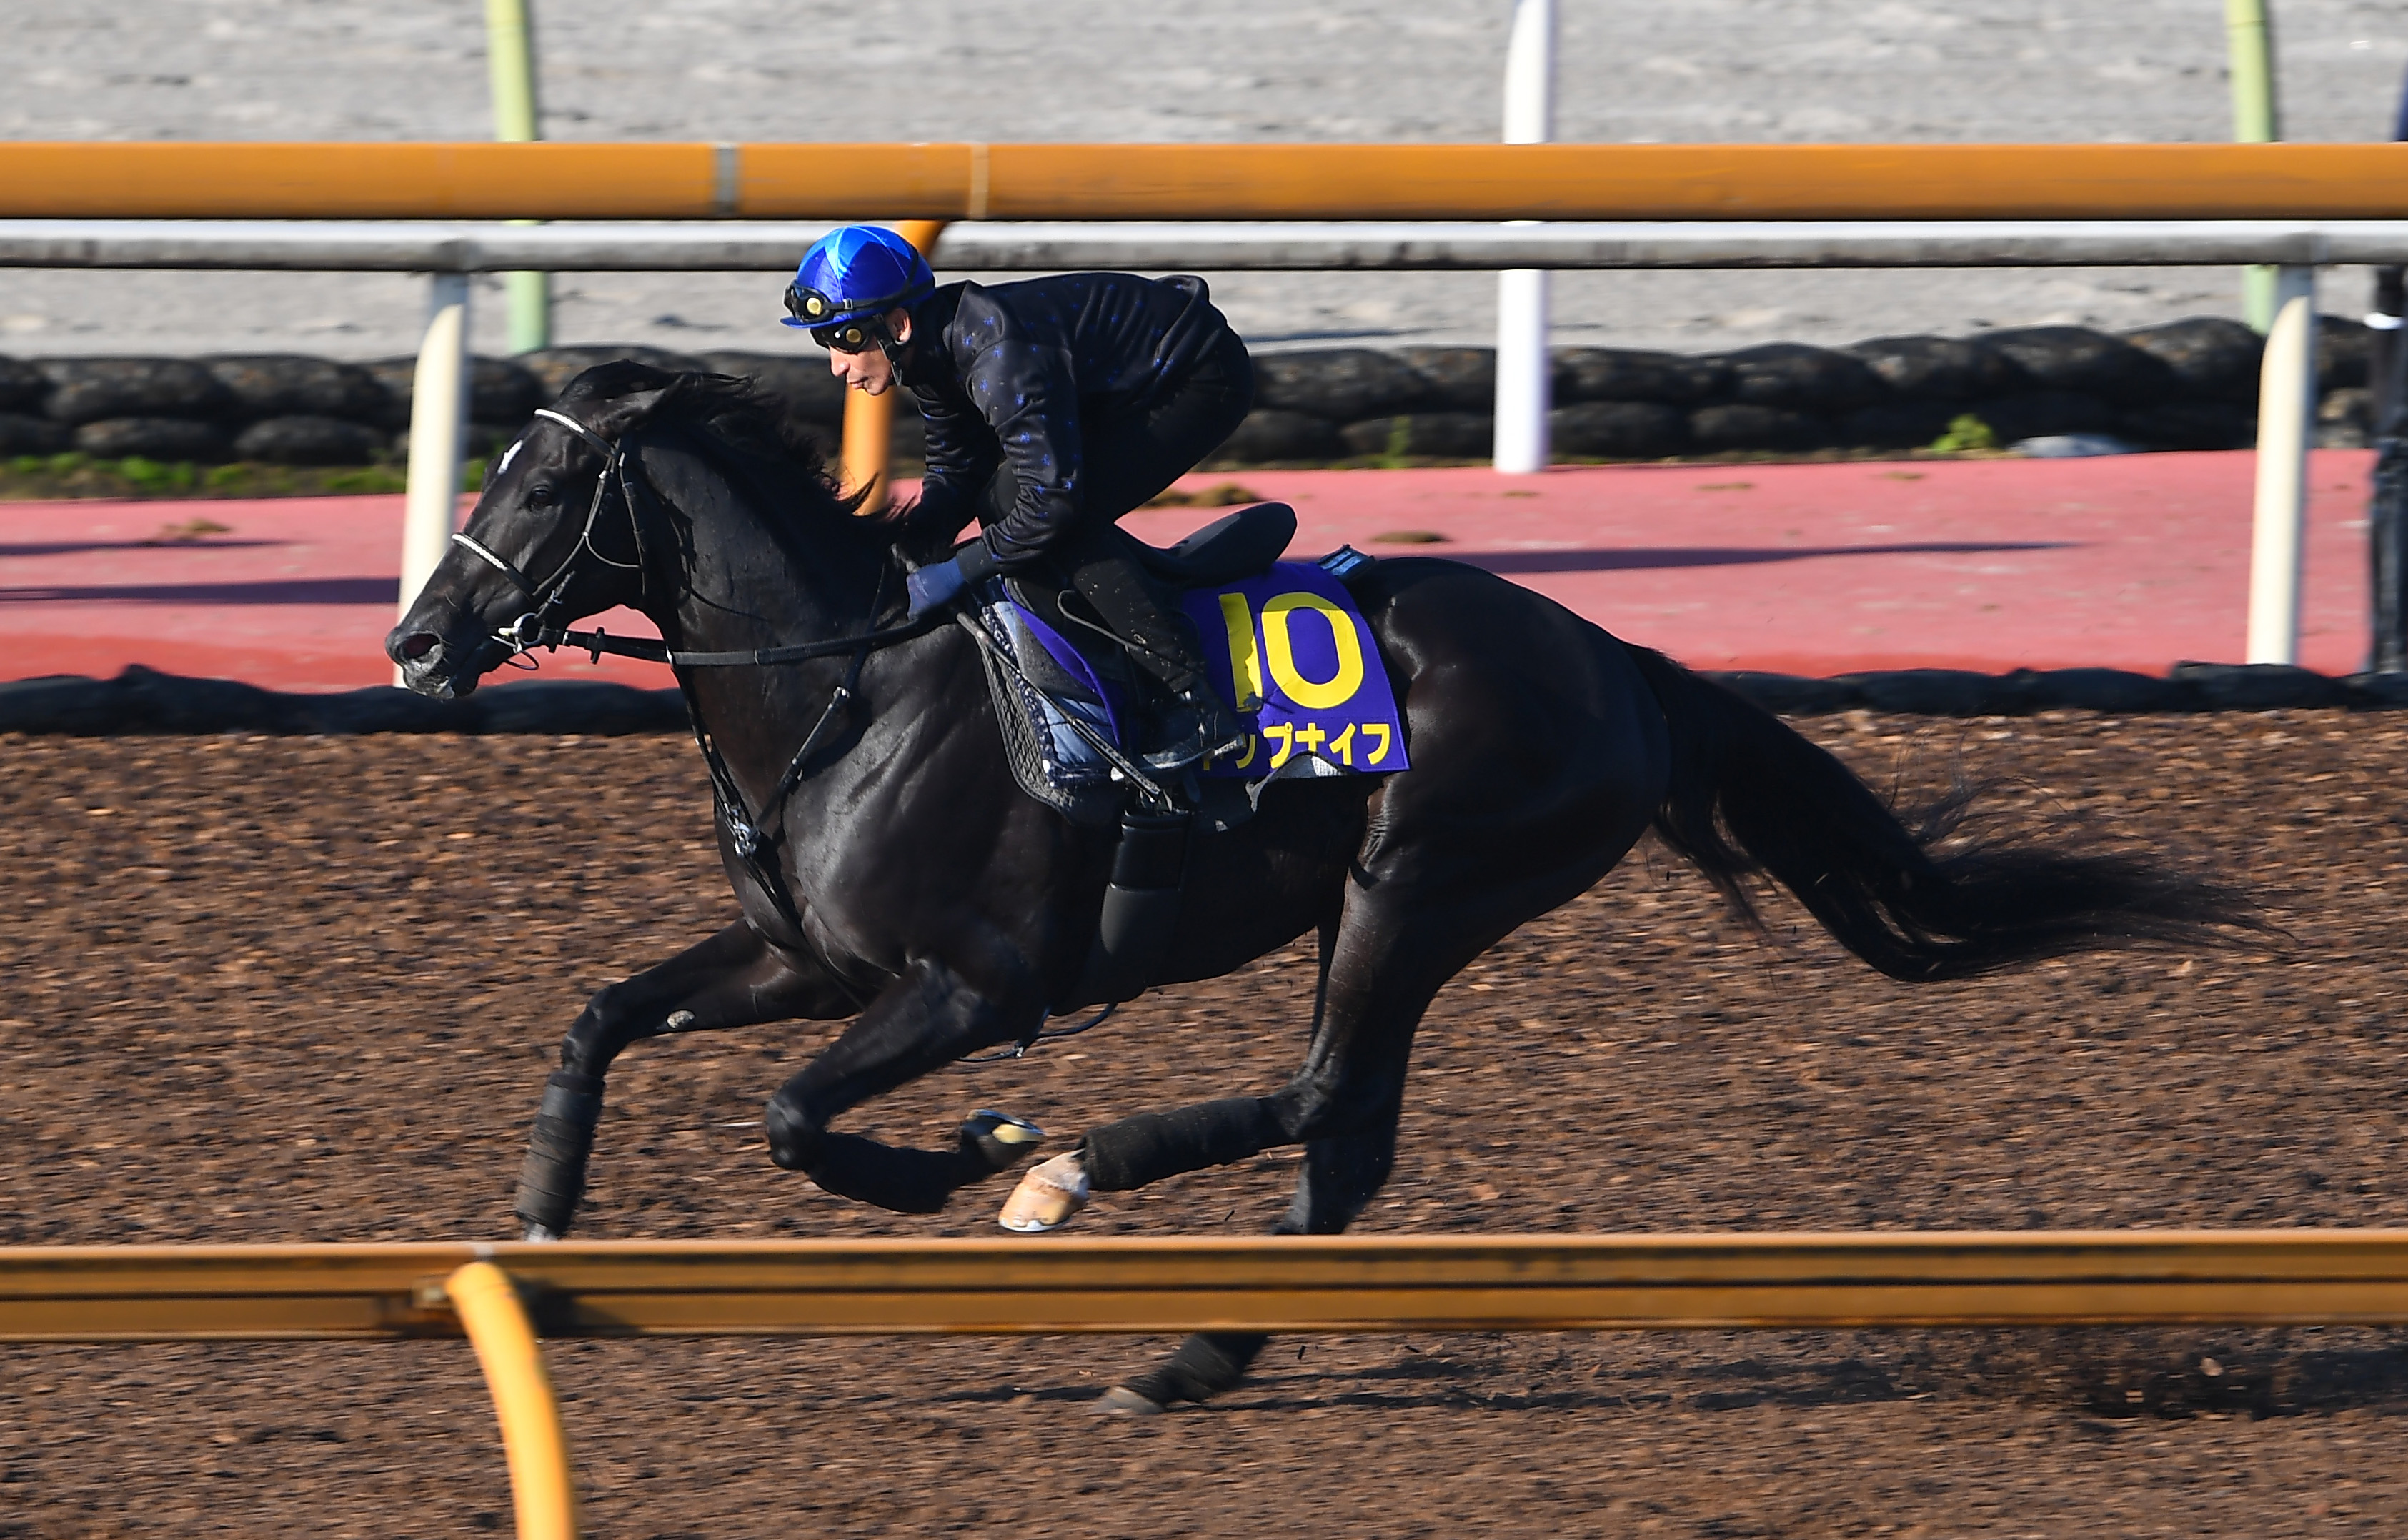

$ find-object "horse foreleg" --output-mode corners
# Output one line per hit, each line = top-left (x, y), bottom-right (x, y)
(762, 955), (1046, 1214)
(514, 920), (858, 1240)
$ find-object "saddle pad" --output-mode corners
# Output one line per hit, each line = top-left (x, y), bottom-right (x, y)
(968, 584), (1123, 827)
(1179, 562), (1411, 780)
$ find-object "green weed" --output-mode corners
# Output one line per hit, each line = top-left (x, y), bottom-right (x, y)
(1929, 414), (1999, 454)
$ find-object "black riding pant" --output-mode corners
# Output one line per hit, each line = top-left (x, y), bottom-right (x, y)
(975, 328), (1255, 692)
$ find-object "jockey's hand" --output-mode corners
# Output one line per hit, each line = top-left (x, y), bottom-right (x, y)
(906, 557), (970, 618)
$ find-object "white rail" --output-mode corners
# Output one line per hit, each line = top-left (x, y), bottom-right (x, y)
(6, 219), (2408, 271)
(1, 217), (2358, 670)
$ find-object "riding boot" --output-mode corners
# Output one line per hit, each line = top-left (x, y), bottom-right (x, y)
(1057, 535), (1247, 770)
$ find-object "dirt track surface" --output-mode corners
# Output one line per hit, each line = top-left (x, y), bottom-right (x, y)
(7, 711), (2408, 1537)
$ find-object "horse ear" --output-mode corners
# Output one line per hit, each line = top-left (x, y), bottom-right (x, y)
(554, 361), (686, 439)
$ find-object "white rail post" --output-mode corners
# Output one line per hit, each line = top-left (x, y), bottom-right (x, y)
(1493, 0), (1555, 475)
(397, 272), (472, 682)
(2246, 264), (2319, 664)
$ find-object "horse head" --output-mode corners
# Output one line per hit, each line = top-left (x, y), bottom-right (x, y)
(386, 361), (687, 698)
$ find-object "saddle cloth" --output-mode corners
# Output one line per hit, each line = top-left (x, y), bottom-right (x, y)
(969, 542), (1409, 823)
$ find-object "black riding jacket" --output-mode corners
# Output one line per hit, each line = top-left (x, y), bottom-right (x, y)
(897, 273), (1225, 576)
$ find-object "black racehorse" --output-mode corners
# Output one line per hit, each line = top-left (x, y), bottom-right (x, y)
(390, 362), (2245, 1411)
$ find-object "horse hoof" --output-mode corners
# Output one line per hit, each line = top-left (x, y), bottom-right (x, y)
(998, 1151), (1090, 1233)
(1097, 1385), (1168, 1416)
(520, 1223), (562, 1243)
(960, 1109), (1046, 1174)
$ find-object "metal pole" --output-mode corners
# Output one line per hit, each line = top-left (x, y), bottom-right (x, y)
(486, 0), (550, 353)
(1493, 0), (1555, 475)
(445, 1263), (579, 1540)
(2247, 265), (2317, 664)
(837, 219), (945, 512)
(397, 272), (471, 682)
(2227, 0), (2282, 332)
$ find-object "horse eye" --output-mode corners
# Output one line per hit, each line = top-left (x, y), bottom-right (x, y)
(527, 482), (558, 508)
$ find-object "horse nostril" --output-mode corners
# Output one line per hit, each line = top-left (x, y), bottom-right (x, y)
(397, 632), (440, 661)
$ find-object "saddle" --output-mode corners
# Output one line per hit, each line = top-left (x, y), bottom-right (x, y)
(958, 502), (1403, 1013)
(964, 502), (1303, 827)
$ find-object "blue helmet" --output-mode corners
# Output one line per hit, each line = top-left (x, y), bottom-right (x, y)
(782, 225), (935, 348)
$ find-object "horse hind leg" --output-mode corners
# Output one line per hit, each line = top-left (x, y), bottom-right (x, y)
(1103, 1114), (1400, 1415)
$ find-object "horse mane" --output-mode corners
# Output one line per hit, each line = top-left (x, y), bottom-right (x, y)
(552, 360), (961, 564)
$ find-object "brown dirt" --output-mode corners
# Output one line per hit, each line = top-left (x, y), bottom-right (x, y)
(5, 711), (2408, 1538)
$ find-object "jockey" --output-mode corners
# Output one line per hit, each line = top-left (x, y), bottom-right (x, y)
(783, 224), (1253, 772)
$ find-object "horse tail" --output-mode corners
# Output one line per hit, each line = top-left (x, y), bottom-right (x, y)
(1621, 645), (2256, 981)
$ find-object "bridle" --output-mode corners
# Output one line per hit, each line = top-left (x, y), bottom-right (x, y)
(450, 407), (648, 660)
(454, 402), (938, 942)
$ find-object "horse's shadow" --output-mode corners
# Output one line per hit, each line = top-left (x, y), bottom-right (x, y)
(936, 1330), (2408, 1419)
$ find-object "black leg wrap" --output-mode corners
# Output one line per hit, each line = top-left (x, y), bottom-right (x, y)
(1121, 1332), (1270, 1408)
(805, 1133), (991, 1216)
(1079, 1096), (1285, 1191)
(513, 1070), (604, 1236)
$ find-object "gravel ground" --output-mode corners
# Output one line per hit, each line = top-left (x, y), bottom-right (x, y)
(6, 708), (2408, 1536)
(5, 1), (2408, 359)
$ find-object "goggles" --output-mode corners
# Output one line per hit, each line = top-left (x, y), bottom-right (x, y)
(785, 282), (892, 354)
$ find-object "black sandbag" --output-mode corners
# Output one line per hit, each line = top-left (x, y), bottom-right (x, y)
(300, 687), (484, 733)
(362, 355), (544, 428)
(1978, 326), (2174, 404)
(1250, 349), (1433, 422)
(1398, 346), (1496, 412)
(72, 417), (232, 460)
(1210, 408), (1345, 463)
(2169, 662), (2355, 710)
(2117, 400), (2258, 451)
(1711, 672), (1863, 715)
(2026, 668), (2195, 712)
(232, 416), (390, 465)
(1841, 399), (1961, 449)
(204, 354), (390, 424)
(36, 357), (233, 424)
(1337, 412), (1491, 459)
(1843, 335), (2021, 402)
(1550, 399), (1689, 458)
(2119, 317), (2262, 402)
(1686, 403), (1832, 452)
(1553, 347), (1728, 406)
(1964, 391), (2118, 443)
(1841, 669), (2035, 716)
(2319, 316), (2373, 391)
(474, 681), (688, 734)
(1718, 342), (1889, 412)
(0, 412), (68, 454)
(0, 356), (46, 413)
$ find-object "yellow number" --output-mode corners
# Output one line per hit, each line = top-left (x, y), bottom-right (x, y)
(1260, 592), (1365, 711)
(1218, 592), (1265, 712)
(1364, 722), (1392, 765)
(1264, 722), (1295, 769)
(1330, 722), (1356, 765)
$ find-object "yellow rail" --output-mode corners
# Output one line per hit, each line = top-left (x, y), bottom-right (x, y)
(13, 1231), (2408, 1341)
(16, 1231), (2408, 1540)
(8, 141), (2408, 222)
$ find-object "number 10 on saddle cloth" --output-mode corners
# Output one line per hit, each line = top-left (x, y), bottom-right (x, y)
(1181, 562), (1411, 780)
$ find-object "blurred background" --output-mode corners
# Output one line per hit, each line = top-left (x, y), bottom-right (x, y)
(6, 0), (2407, 359)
